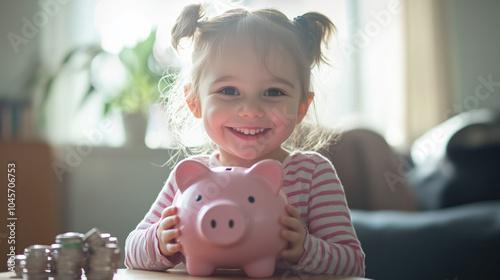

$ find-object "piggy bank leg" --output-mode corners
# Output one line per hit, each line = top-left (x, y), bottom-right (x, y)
(185, 258), (216, 276)
(243, 258), (276, 278)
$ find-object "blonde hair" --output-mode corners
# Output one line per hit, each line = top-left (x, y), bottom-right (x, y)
(163, 3), (337, 164)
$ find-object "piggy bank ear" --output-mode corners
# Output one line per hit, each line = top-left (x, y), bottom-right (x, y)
(175, 159), (210, 193)
(247, 159), (283, 195)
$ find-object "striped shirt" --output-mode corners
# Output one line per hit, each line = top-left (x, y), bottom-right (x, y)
(125, 151), (365, 277)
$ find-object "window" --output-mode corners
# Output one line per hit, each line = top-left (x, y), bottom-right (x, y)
(40, 0), (406, 149)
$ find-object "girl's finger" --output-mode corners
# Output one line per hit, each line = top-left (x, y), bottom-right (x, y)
(286, 205), (300, 219)
(161, 228), (181, 244)
(280, 215), (302, 231)
(159, 215), (179, 230)
(281, 248), (301, 263)
(161, 206), (177, 218)
(166, 243), (182, 254)
(281, 229), (301, 244)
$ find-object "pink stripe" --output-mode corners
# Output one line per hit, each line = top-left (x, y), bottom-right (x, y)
(337, 238), (361, 246)
(286, 166), (313, 176)
(303, 239), (318, 270)
(145, 218), (156, 225)
(311, 178), (341, 190)
(284, 177), (311, 186)
(152, 210), (161, 218)
(340, 246), (351, 275)
(349, 257), (357, 276)
(291, 201), (308, 208)
(130, 245), (137, 268)
(136, 240), (145, 268)
(310, 241), (325, 272)
(309, 190), (345, 201)
(157, 201), (168, 209)
(322, 231), (357, 241)
(168, 181), (175, 193)
(320, 243), (334, 274)
(162, 192), (174, 203)
(310, 221), (353, 233)
(310, 211), (349, 222)
(311, 168), (336, 180)
(144, 239), (151, 267)
(354, 256), (361, 276)
(310, 201), (348, 211)
(332, 244), (341, 275)
(302, 236), (314, 268)
(125, 245), (132, 267)
(286, 188), (310, 197)
(311, 221), (352, 231)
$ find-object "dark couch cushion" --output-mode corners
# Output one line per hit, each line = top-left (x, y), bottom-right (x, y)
(352, 200), (500, 280)
(409, 109), (500, 209)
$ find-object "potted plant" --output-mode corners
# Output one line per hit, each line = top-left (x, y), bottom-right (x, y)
(39, 28), (175, 146)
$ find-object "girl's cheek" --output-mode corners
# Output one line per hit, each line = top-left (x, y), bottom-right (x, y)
(205, 101), (230, 118)
(270, 105), (299, 131)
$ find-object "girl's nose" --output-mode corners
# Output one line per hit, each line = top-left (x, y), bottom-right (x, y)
(238, 100), (264, 118)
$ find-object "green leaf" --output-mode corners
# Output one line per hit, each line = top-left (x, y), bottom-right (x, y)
(103, 102), (113, 116)
(133, 28), (156, 69)
(77, 84), (96, 111)
(118, 47), (137, 73)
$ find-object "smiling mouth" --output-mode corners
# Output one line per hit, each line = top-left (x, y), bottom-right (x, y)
(230, 127), (270, 136)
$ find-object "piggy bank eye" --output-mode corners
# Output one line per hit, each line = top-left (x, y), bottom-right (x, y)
(196, 195), (202, 202)
(248, 196), (255, 203)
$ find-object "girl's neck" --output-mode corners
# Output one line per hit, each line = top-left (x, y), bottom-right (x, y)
(218, 147), (290, 168)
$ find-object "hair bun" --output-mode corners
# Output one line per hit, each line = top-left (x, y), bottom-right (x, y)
(293, 12), (336, 67)
(171, 4), (206, 51)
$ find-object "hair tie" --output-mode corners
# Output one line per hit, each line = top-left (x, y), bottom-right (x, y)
(293, 15), (314, 49)
(294, 15), (307, 28)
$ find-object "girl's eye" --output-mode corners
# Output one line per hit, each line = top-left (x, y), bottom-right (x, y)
(264, 88), (285, 97)
(219, 87), (239, 96)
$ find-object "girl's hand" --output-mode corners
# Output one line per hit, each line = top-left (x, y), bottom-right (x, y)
(280, 205), (307, 264)
(156, 206), (182, 257)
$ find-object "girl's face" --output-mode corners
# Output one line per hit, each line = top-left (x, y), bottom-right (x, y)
(189, 46), (310, 167)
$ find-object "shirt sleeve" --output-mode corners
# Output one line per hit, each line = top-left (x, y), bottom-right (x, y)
(124, 170), (185, 270)
(295, 155), (365, 277)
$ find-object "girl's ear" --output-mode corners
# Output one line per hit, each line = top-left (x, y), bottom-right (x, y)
(184, 85), (202, 118)
(296, 92), (314, 124)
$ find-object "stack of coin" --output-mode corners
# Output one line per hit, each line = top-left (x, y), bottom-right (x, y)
(13, 254), (26, 278)
(51, 232), (85, 280)
(23, 245), (51, 280)
(83, 228), (121, 280)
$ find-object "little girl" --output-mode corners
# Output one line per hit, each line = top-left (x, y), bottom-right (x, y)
(125, 3), (365, 277)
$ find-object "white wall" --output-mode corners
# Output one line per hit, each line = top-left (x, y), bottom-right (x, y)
(447, 0), (500, 111)
(0, 1), (39, 99)
(58, 146), (175, 267)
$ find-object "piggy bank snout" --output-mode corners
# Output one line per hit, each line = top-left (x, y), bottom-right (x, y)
(199, 204), (246, 246)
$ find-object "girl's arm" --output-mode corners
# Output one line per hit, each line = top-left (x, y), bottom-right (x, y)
(295, 156), (365, 276)
(124, 175), (185, 270)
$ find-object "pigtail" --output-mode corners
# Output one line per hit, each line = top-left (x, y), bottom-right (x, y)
(293, 12), (336, 67)
(171, 4), (206, 51)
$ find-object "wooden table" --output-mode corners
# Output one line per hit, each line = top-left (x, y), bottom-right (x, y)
(0, 268), (369, 279)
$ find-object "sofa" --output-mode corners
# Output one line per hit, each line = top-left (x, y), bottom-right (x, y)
(320, 109), (500, 280)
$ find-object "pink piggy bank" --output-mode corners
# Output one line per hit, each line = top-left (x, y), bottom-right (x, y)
(172, 159), (288, 278)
